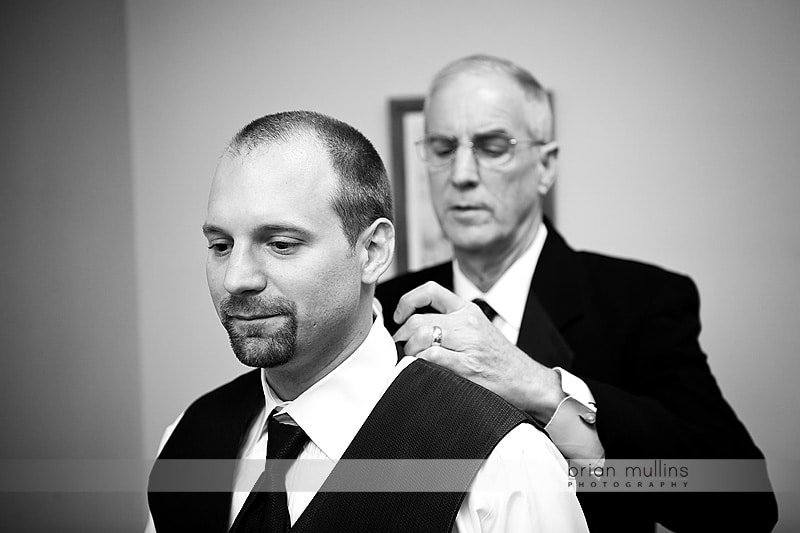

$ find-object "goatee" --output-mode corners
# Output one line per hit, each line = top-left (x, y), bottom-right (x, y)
(219, 295), (298, 368)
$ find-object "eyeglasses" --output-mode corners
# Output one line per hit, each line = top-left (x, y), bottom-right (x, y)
(415, 134), (554, 169)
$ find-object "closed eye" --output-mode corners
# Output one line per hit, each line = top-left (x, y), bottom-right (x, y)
(474, 136), (513, 158)
(428, 137), (458, 157)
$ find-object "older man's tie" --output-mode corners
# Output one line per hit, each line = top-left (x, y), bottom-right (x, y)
(229, 410), (309, 532)
(472, 298), (498, 323)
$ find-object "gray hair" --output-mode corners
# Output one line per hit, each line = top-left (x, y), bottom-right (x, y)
(427, 54), (554, 141)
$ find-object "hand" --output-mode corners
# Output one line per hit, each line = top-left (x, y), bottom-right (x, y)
(392, 281), (566, 423)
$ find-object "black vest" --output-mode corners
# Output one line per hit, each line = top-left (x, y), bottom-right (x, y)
(148, 358), (535, 532)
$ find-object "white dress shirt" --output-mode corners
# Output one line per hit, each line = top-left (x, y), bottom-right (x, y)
(146, 310), (588, 532)
(453, 223), (605, 464)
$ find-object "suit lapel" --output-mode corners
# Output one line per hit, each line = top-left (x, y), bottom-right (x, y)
(517, 291), (575, 369)
(518, 220), (587, 370)
(431, 261), (454, 290)
(532, 220), (587, 327)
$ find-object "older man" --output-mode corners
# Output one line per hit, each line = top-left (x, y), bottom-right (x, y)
(376, 55), (777, 532)
(146, 111), (587, 532)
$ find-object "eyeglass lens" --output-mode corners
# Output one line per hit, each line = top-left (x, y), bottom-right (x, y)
(422, 135), (516, 166)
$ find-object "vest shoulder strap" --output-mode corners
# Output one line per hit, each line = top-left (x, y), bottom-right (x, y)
(292, 358), (534, 533)
(148, 369), (263, 532)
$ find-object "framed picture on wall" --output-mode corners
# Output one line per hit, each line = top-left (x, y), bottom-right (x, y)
(389, 97), (450, 275)
(388, 95), (556, 276)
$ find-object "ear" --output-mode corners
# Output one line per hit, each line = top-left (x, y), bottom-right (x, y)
(536, 141), (559, 196)
(357, 218), (395, 285)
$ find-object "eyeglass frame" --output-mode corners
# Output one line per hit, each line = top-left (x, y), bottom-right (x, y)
(415, 133), (557, 169)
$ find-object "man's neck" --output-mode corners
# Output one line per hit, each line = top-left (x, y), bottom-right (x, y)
(454, 217), (542, 293)
(264, 304), (374, 401)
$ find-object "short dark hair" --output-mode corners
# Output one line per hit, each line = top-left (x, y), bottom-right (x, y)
(228, 111), (393, 247)
(428, 54), (554, 141)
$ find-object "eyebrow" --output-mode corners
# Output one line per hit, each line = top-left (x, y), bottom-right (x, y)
(428, 128), (511, 139)
(201, 223), (312, 238)
(473, 129), (512, 138)
(201, 223), (226, 237)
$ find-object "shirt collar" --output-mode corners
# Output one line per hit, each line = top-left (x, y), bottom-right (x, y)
(258, 309), (398, 461)
(453, 223), (548, 329)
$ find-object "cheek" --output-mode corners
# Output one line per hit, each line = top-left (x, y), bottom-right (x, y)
(206, 263), (223, 302)
(429, 172), (448, 192)
(493, 170), (538, 217)
(293, 256), (363, 317)
(428, 175), (449, 209)
(428, 174), (453, 220)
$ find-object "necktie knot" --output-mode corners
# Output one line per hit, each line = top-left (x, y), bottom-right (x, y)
(267, 415), (309, 461)
(472, 298), (498, 322)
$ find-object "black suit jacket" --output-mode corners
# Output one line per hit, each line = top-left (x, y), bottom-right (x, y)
(376, 221), (778, 533)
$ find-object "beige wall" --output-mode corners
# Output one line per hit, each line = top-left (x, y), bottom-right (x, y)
(0, 1), (143, 531)
(2, 1), (796, 530)
(127, 1), (800, 529)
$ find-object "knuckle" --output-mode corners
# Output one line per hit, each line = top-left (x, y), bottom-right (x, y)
(426, 346), (444, 361)
(421, 280), (441, 295)
(427, 347), (453, 369)
(461, 354), (484, 375)
(464, 313), (481, 328)
(401, 339), (417, 356)
(405, 313), (423, 330)
(411, 327), (428, 345)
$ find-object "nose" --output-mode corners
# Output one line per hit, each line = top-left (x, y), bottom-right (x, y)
(449, 144), (480, 189)
(223, 245), (267, 295)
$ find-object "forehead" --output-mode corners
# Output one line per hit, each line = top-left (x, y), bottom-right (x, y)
(426, 72), (532, 135)
(207, 135), (339, 230)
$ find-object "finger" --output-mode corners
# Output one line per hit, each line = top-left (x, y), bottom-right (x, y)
(393, 281), (466, 325)
(398, 323), (445, 356)
(392, 313), (415, 343)
(392, 313), (438, 344)
(415, 346), (465, 374)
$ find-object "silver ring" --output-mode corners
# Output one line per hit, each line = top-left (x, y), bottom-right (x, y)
(431, 325), (443, 347)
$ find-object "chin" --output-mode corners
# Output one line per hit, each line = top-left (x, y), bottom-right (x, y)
(230, 336), (296, 369)
(446, 228), (501, 253)
(235, 349), (294, 369)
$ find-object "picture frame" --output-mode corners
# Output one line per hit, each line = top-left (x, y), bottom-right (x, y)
(388, 95), (556, 275)
(389, 97), (449, 275)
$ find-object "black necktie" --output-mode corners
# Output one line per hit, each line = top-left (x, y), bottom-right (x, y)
(473, 298), (498, 323)
(230, 411), (309, 533)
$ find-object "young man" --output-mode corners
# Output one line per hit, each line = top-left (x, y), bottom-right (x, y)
(147, 111), (587, 532)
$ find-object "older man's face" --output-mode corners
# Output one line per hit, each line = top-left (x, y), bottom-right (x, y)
(203, 135), (365, 376)
(425, 72), (552, 256)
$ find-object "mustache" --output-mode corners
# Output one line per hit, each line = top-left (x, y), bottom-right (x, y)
(220, 295), (296, 318)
